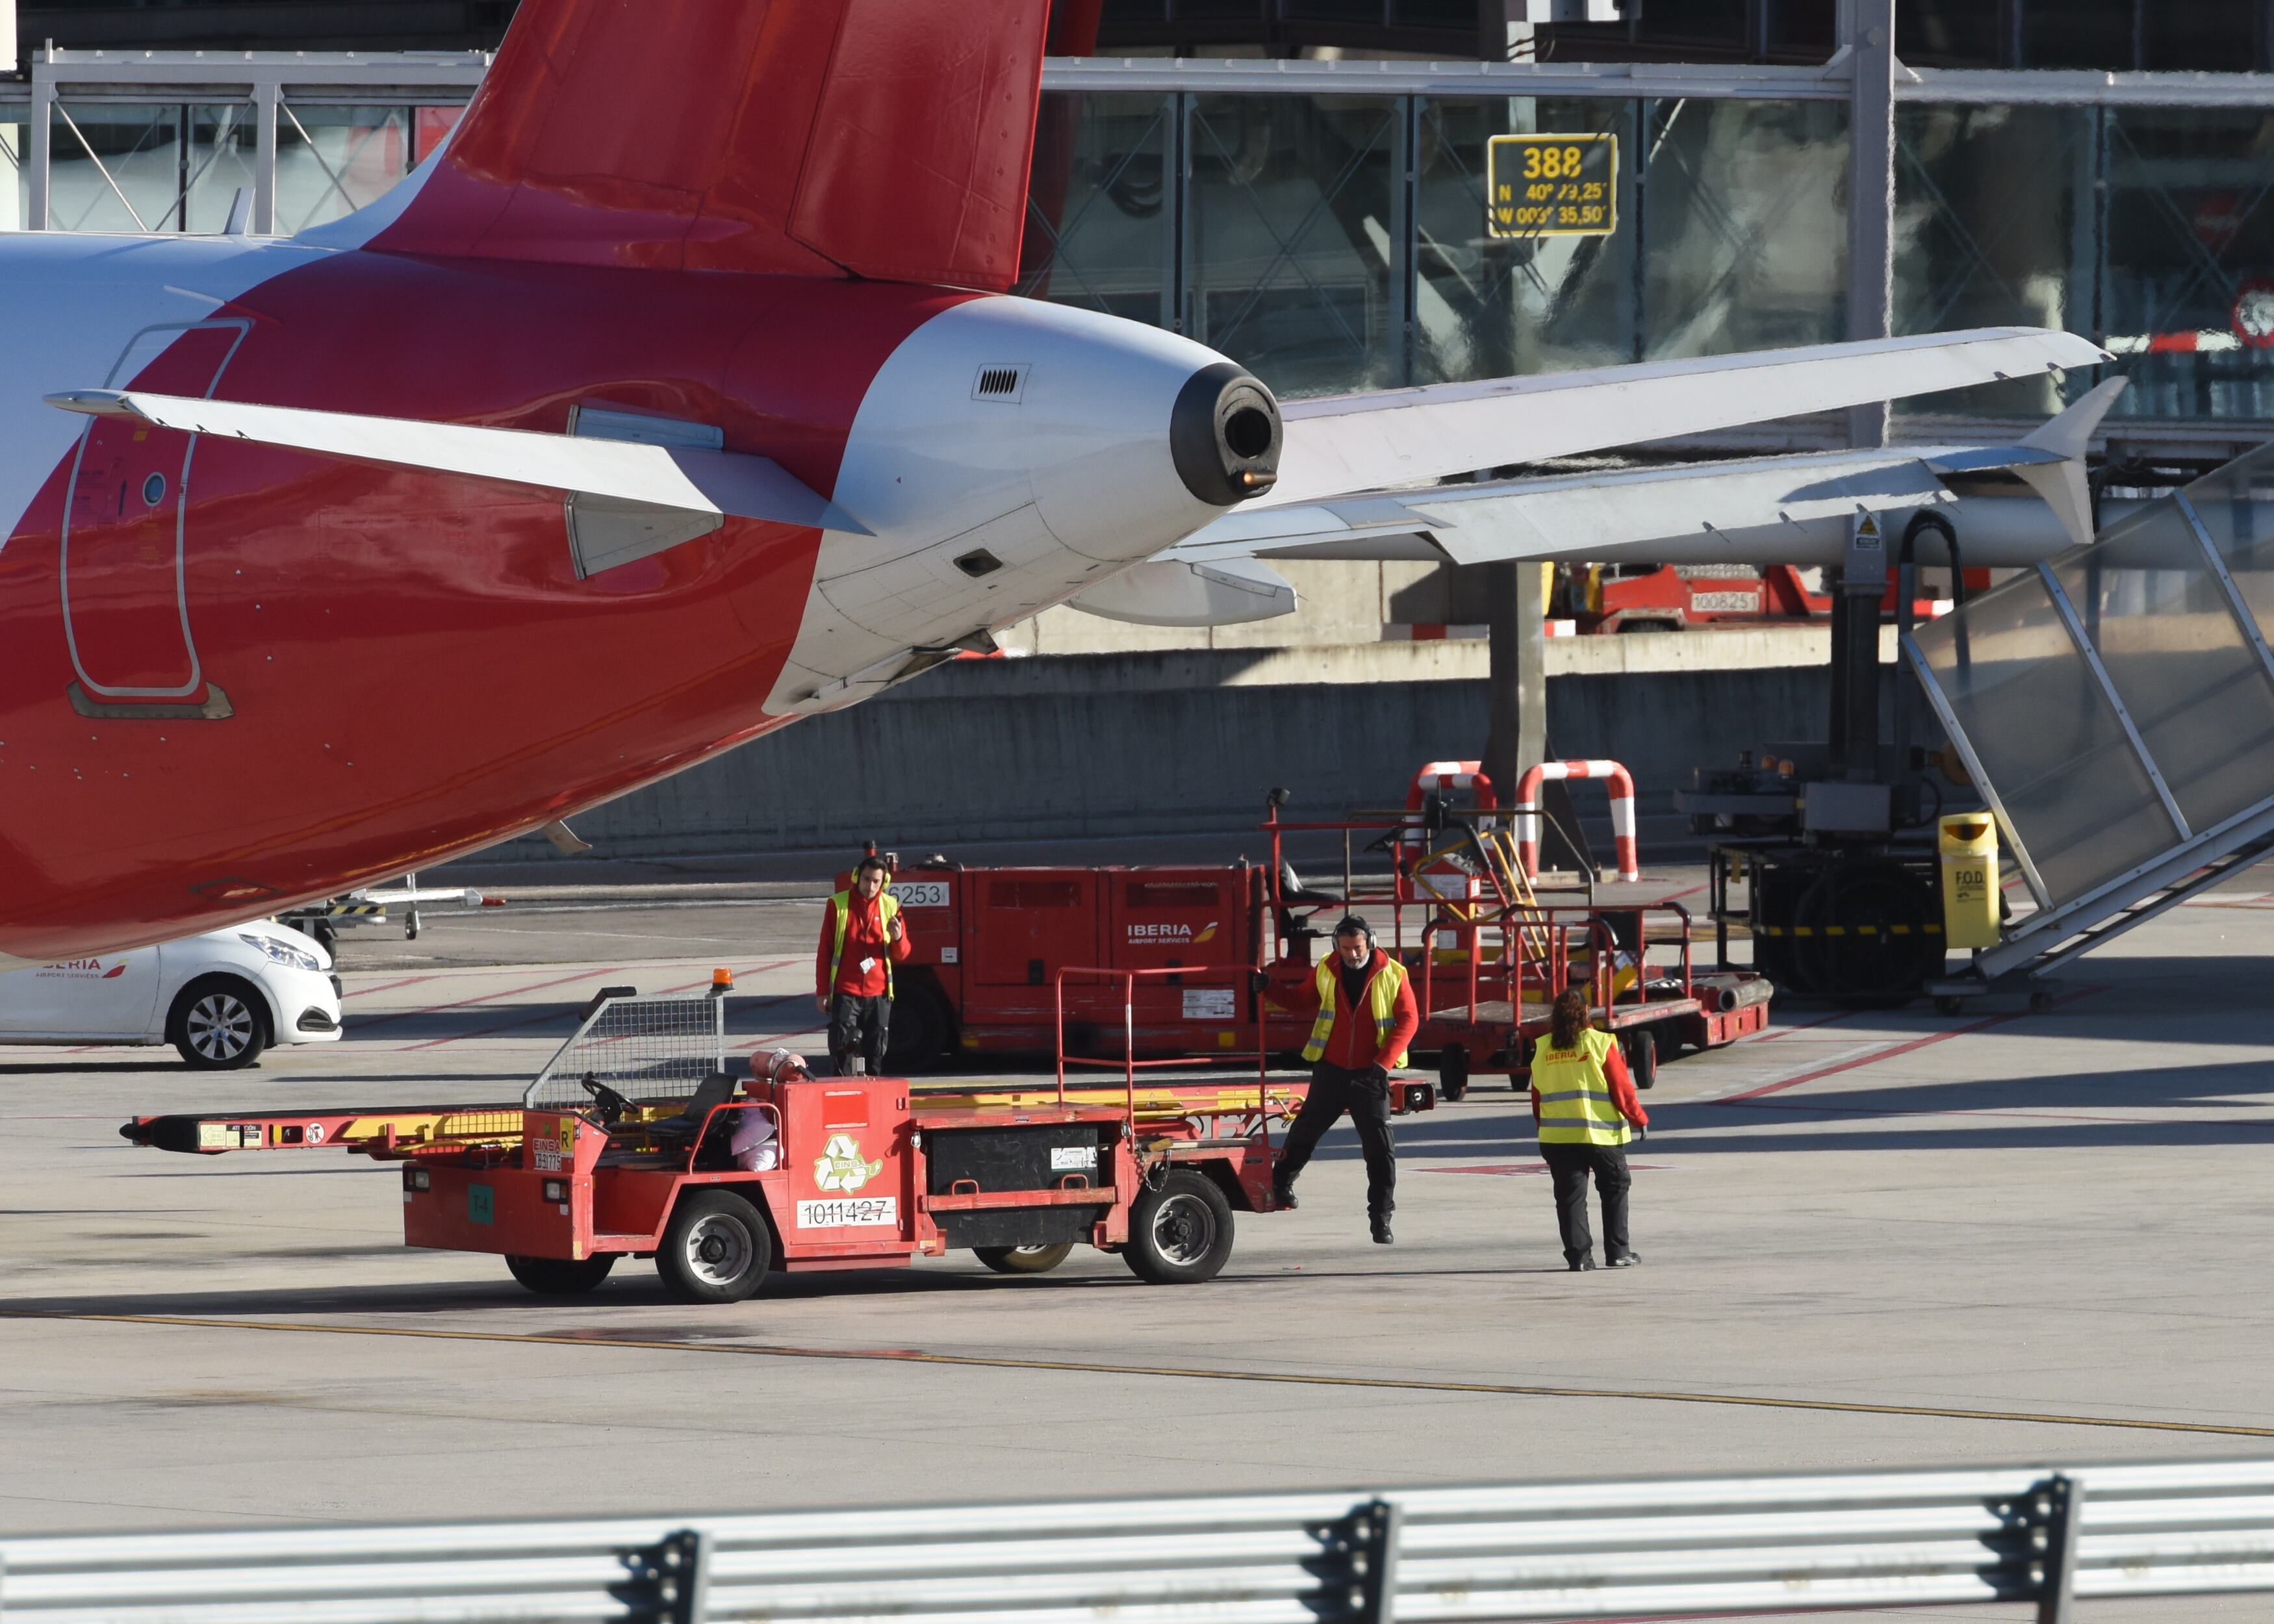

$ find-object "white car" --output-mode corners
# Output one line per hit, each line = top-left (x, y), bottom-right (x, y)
(0, 922), (342, 1069)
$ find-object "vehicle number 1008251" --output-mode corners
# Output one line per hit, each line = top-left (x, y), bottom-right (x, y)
(796, 1197), (898, 1229)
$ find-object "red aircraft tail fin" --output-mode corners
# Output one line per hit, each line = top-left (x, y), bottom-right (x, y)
(368, 0), (1051, 292)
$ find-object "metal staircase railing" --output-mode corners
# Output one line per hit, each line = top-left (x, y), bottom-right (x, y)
(1904, 442), (2274, 996)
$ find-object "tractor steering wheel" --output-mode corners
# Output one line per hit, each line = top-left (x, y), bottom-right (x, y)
(580, 1076), (634, 1124)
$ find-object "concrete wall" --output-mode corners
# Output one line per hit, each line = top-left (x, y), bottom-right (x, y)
(515, 636), (1873, 862)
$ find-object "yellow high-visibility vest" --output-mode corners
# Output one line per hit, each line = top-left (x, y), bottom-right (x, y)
(1531, 1027), (1629, 1146)
(828, 889), (901, 997)
(1301, 955), (1410, 1069)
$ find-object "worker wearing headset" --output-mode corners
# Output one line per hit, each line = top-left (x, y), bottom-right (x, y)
(1271, 913), (1418, 1245)
(816, 855), (912, 1076)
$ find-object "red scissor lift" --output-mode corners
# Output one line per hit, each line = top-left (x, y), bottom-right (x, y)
(1261, 780), (1771, 1099)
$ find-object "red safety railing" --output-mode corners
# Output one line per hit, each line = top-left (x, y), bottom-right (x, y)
(1053, 965), (1275, 1148)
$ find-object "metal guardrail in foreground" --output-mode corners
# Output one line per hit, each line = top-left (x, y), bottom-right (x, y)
(3, 1458), (2273, 1622)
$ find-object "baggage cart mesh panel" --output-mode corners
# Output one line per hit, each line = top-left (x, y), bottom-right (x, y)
(524, 994), (726, 1111)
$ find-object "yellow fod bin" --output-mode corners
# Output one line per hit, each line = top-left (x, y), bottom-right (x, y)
(1937, 813), (2001, 950)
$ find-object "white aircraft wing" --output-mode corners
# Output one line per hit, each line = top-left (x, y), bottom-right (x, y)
(44, 388), (872, 535)
(1264, 326), (2110, 507)
(1075, 375), (2127, 626)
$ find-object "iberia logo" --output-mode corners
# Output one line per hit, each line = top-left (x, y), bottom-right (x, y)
(102, 964), (126, 978)
(813, 1133), (882, 1193)
(1126, 922), (1220, 945)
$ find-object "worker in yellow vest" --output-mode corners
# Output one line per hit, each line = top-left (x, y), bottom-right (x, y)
(1530, 987), (1649, 1271)
(815, 855), (911, 1075)
(1271, 915), (1418, 1245)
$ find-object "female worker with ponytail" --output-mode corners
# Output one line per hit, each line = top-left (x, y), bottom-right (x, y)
(1531, 987), (1649, 1271)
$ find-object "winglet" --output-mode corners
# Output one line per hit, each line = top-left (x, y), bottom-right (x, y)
(2012, 376), (2128, 548)
(44, 390), (143, 419)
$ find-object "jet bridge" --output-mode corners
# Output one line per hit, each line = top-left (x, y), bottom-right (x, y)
(1907, 444), (2274, 1005)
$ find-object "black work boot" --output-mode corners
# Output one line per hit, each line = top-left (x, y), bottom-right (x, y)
(1271, 1176), (1298, 1211)
(1568, 1254), (1595, 1272)
(1370, 1215), (1394, 1245)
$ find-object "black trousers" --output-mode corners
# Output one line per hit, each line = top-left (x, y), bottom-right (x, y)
(1276, 1062), (1396, 1218)
(1541, 1140), (1631, 1263)
(828, 993), (891, 1074)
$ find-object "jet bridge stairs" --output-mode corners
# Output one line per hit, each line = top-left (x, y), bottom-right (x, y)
(1905, 442), (2274, 1007)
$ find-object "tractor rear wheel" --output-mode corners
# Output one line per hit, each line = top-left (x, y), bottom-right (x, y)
(656, 1189), (773, 1304)
(974, 1243), (1073, 1275)
(505, 1254), (616, 1295)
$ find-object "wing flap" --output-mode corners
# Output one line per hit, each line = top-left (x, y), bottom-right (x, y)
(1267, 327), (2110, 507)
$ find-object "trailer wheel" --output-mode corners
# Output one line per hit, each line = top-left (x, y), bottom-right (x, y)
(1621, 1028), (1659, 1091)
(505, 1254), (616, 1295)
(1125, 1170), (1235, 1286)
(1437, 1048), (1470, 1102)
(656, 1189), (773, 1304)
(974, 1243), (1074, 1275)
(885, 983), (949, 1074)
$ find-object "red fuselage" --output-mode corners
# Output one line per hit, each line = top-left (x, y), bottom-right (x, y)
(0, 228), (1249, 961)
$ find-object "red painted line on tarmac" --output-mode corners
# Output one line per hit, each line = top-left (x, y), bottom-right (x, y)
(339, 974), (441, 1000)
(1739, 1008), (1855, 1045)
(353, 967), (624, 1034)
(1715, 985), (2106, 1104)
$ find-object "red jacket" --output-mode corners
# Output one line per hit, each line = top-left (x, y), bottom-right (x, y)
(1529, 1038), (1648, 1128)
(1318, 948), (1421, 1071)
(817, 891), (912, 999)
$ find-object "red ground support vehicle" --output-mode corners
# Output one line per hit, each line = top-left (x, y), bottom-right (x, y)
(870, 777), (1771, 1095)
(1569, 562), (1982, 633)
(120, 985), (1435, 1303)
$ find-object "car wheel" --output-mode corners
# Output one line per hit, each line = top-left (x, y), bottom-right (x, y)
(170, 978), (270, 1070)
(974, 1243), (1073, 1275)
(655, 1189), (773, 1304)
(1124, 1169), (1236, 1286)
(505, 1254), (616, 1295)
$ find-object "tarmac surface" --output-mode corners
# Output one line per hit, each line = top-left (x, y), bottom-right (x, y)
(3, 854), (2272, 1620)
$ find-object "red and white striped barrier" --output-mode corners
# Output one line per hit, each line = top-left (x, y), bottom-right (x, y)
(1514, 759), (1640, 882)
(1407, 760), (1498, 813)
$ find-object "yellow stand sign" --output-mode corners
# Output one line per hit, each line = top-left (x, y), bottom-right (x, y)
(1487, 133), (1617, 239)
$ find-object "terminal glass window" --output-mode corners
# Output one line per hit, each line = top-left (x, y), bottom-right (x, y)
(47, 103), (183, 233)
(1184, 94), (1400, 398)
(2143, 0), (2261, 71)
(0, 121), (23, 230)
(274, 104), (414, 235)
(1411, 97), (1637, 387)
(2102, 106), (2274, 422)
(2019, 0), (2135, 71)
(1893, 104), (2094, 418)
(1017, 92), (1175, 331)
(1896, 0), (2004, 66)
(1638, 97), (1848, 359)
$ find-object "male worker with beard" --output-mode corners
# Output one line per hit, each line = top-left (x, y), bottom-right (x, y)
(816, 854), (912, 1075)
(1271, 915), (1418, 1244)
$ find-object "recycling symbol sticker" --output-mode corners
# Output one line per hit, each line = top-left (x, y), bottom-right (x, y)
(813, 1133), (883, 1193)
